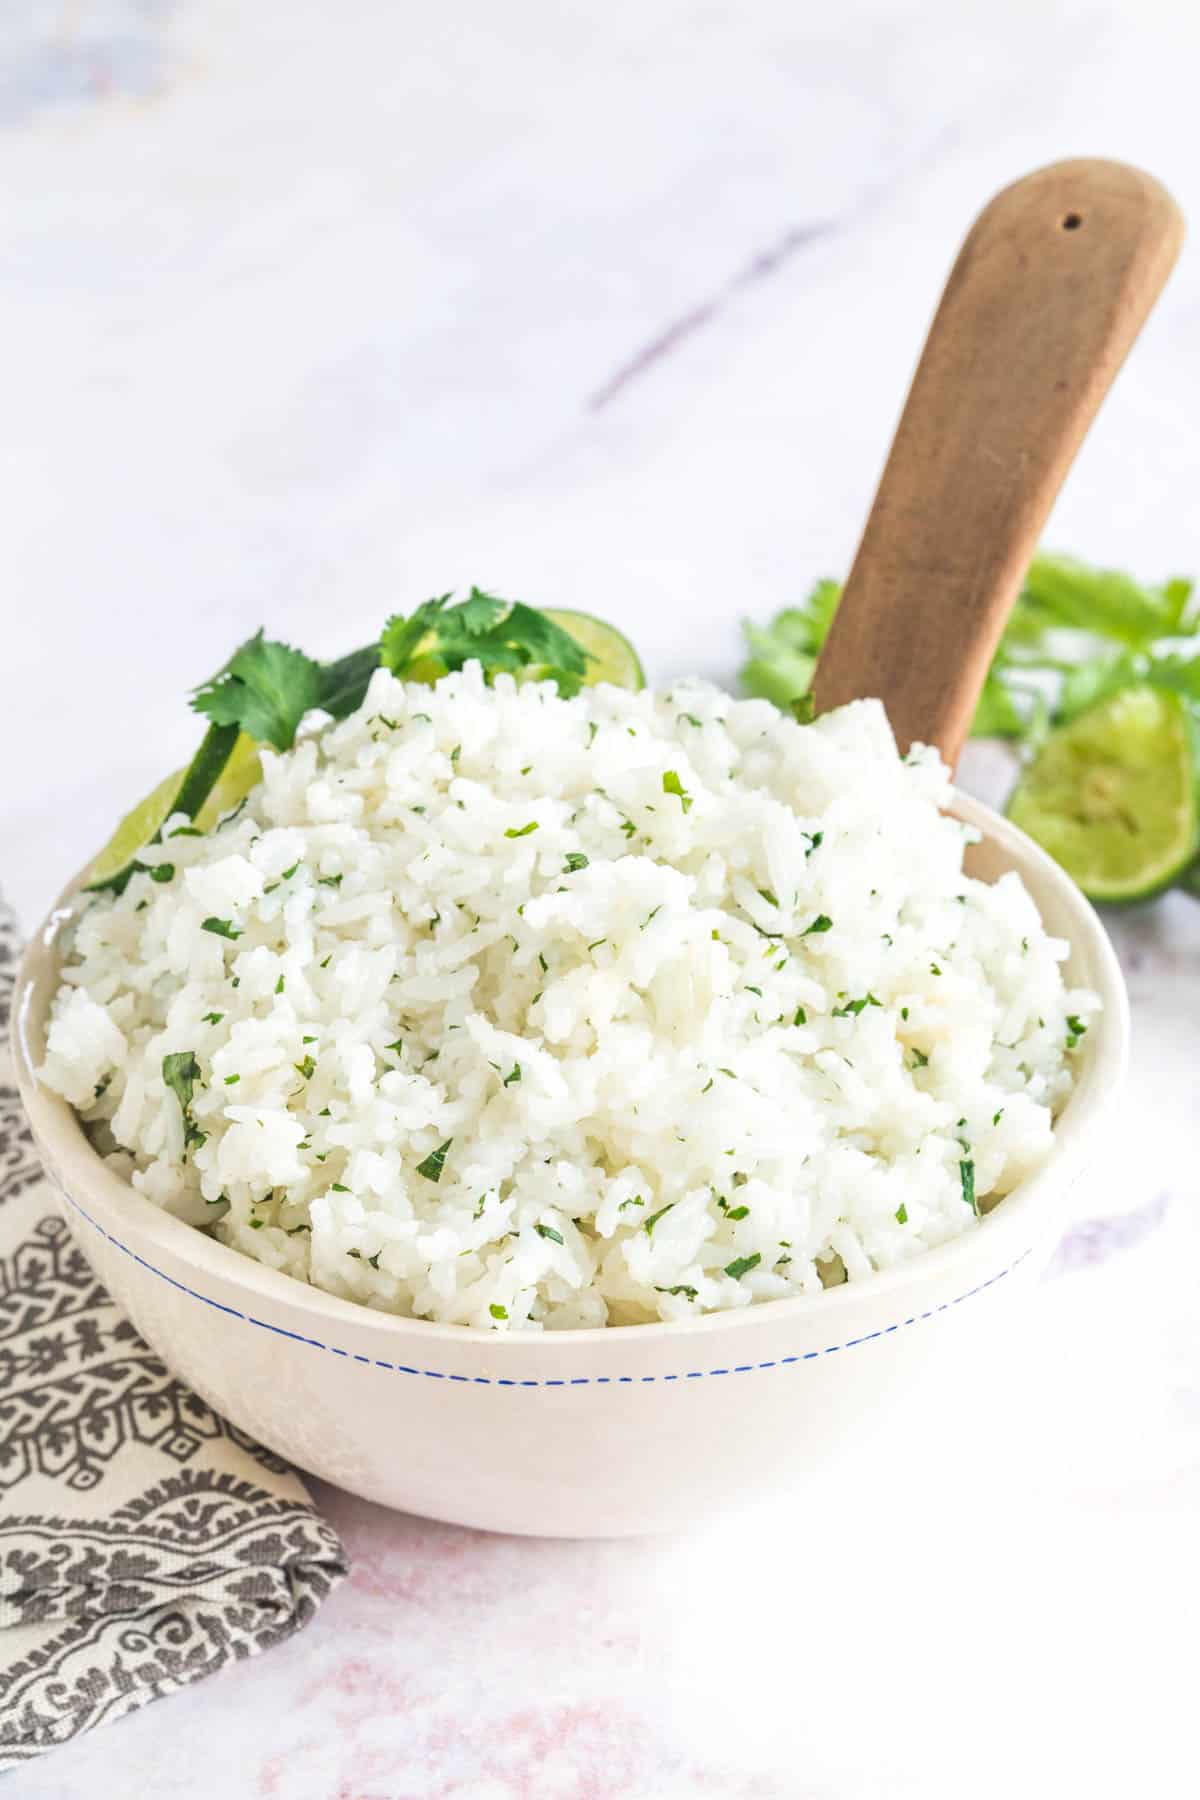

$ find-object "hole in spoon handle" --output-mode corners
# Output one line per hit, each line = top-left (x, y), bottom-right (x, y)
(811, 158), (1184, 766)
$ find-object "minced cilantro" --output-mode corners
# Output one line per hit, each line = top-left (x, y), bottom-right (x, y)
(643, 1202), (675, 1236)
(294, 1054), (316, 1080)
(489, 1302), (508, 1320)
(417, 1139), (453, 1182)
(503, 1064), (522, 1087)
(802, 914), (832, 937)
(535, 1222), (564, 1244)
(724, 1253), (761, 1279)
(162, 1051), (206, 1152)
(832, 993), (881, 1018)
(505, 821), (538, 838)
(564, 852), (589, 872)
(1065, 1014), (1088, 1048)
(662, 770), (693, 812)
(201, 917), (242, 940)
(959, 1158), (977, 1215)
(895, 1203), (908, 1224)
(655, 1283), (698, 1301)
(202, 1012), (224, 1025)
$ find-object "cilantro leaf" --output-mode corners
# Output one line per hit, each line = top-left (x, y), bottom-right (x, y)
(162, 1050), (199, 1114)
(162, 1051), (206, 1151)
(417, 1139), (453, 1182)
(662, 770), (693, 812)
(201, 917), (242, 941)
(192, 631), (324, 751)
(959, 1158), (977, 1215)
(318, 645), (380, 719)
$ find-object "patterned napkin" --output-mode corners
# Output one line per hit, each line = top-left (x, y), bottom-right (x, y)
(0, 900), (348, 1770)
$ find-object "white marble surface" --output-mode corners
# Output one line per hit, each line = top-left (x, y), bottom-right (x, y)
(5, 1), (1200, 1794)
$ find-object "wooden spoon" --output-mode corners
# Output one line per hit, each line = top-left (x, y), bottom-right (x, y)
(811, 158), (1184, 765)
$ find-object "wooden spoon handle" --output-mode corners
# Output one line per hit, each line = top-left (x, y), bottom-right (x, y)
(811, 158), (1183, 764)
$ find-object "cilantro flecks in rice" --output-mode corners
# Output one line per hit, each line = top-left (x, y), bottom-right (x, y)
(40, 669), (1096, 1330)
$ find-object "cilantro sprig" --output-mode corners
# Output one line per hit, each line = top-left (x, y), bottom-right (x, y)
(191, 589), (590, 755)
(741, 553), (1200, 746)
(380, 589), (590, 695)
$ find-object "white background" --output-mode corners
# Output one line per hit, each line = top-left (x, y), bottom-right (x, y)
(4, 3), (1199, 1795)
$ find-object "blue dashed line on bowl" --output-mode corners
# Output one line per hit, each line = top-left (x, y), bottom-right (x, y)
(58, 1186), (1029, 1386)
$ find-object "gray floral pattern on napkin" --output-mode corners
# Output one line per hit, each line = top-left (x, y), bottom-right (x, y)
(0, 898), (347, 1769)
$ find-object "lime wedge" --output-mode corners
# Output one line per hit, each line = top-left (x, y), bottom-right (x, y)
(85, 728), (262, 891)
(84, 766), (195, 890)
(544, 610), (645, 690)
(1007, 685), (1199, 903)
(193, 729), (263, 829)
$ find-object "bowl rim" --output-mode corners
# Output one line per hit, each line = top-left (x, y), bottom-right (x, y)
(12, 791), (1129, 1352)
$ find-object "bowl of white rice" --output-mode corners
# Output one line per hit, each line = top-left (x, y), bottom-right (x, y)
(13, 668), (1128, 1535)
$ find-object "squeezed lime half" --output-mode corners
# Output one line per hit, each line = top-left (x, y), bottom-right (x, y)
(1007, 685), (1199, 903)
(85, 729), (263, 890)
(545, 610), (645, 690)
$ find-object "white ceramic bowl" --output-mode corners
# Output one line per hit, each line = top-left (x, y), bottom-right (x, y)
(13, 794), (1127, 1537)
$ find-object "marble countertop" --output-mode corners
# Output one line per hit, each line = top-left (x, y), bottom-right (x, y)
(5, 1), (1199, 1794)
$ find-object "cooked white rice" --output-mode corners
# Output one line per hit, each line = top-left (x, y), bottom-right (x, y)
(41, 666), (1095, 1329)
